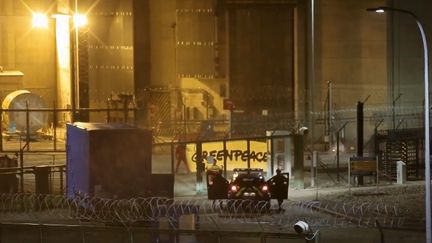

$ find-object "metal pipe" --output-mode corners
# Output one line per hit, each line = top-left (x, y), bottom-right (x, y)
(247, 138), (251, 168)
(25, 102), (30, 151)
(73, 0), (80, 122)
(336, 122), (349, 183)
(53, 104), (57, 151)
(223, 139), (227, 178)
(0, 109), (3, 152)
(328, 80), (332, 149)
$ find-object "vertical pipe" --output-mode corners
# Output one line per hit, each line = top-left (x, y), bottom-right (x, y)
(328, 80), (332, 149)
(336, 131), (340, 183)
(183, 97), (187, 141)
(0, 109), (3, 152)
(357, 101), (364, 157)
(19, 149), (24, 193)
(356, 101), (364, 185)
(374, 127), (378, 157)
(171, 142), (175, 175)
(348, 158), (351, 191)
(247, 138), (251, 168)
(107, 100), (111, 123)
(293, 134), (305, 189)
(123, 100), (128, 123)
(376, 155), (379, 190)
(73, 0), (80, 122)
(196, 141), (203, 194)
(38, 224), (43, 243)
(223, 139), (227, 178)
(311, 151), (318, 187)
(53, 107), (57, 151)
(308, 0), (315, 152)
(26, 102), (30, 151)
(60, 166), (64, 195)
(270, 136), (274, 176)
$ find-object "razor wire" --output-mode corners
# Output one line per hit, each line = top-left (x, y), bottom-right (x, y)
(0, 193), (421, 232)
(293, 187), (425, 231)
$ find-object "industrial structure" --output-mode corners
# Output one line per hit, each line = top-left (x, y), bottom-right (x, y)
(0, 0), (431, 169)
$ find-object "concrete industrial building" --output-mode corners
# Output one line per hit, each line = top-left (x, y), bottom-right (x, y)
(0, 0), (430, 152)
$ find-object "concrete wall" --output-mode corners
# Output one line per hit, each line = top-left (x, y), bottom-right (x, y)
(389, 0), (432, 129)
(149, 0), (176, 87)
(87, 0), (134, 109)
(3, 0), (430, 150)
(0, 0), (56, 105)
(314, 0), (388, 149)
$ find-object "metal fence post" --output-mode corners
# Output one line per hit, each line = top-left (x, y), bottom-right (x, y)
(60, 166), (64, 195)
(171, 141), (175, 175)
(311, 151), (318, 187)
(123, 102), (128, 123)
(53, 106), (58, 151)
(129, 228), (134, 243)
(38, 224), (44, 243)
(247, 138), (251, 168)
(19, 149), (24, 193)
(0, 109), (3, 152)
(106, 100), (111, 123)
(270, 136), (275, 176)
(81, 226), (86, 243)
(223, 139), (227, 178)
(25, 102), (30, 151)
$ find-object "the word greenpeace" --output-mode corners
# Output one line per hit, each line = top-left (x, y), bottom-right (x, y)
(191, 149), (268, 163)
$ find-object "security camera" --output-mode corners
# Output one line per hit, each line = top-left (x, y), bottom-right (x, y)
(294, 220), (310, 235)
(298, 126), (309, 135)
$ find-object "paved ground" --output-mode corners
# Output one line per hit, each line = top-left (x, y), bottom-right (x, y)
(0, 137), (428, 242)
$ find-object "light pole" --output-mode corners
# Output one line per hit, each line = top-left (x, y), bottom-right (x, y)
(33, 10), (87, 123)
(71, 2), (88, 122)
(367, 6), (430, 243)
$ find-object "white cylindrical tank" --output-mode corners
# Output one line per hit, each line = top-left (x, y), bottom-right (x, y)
(2, 90), (47, 134)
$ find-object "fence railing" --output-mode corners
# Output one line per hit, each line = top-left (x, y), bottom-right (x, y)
(0, 164), (65, 195)
(0, 107), (136, 152)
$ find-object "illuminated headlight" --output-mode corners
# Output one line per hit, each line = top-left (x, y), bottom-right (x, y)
(262, 185), (268, 191)
(231, 185), (238, 192)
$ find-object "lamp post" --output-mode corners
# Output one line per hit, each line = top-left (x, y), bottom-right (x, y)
(71, 2), (88, 121)
(367, 6), (430, 242)
(33, 10), (87, 123)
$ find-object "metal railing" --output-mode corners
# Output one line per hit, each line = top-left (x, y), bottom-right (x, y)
(0, 164), (65, 194)
(0, 107), (136, 153)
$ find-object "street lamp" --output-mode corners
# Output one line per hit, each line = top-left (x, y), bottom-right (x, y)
(32, 11), (87, 122)
(367, 6), (430, 243)
(32, 12), (49, 28)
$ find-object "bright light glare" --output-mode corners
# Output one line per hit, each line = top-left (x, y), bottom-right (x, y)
(73, 14), (87, 28)
(376, 9), (385, 13)
(32, 12), (48, 28)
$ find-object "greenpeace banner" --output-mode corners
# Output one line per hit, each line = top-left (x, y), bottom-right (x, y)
(185, 140), (268, 172)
